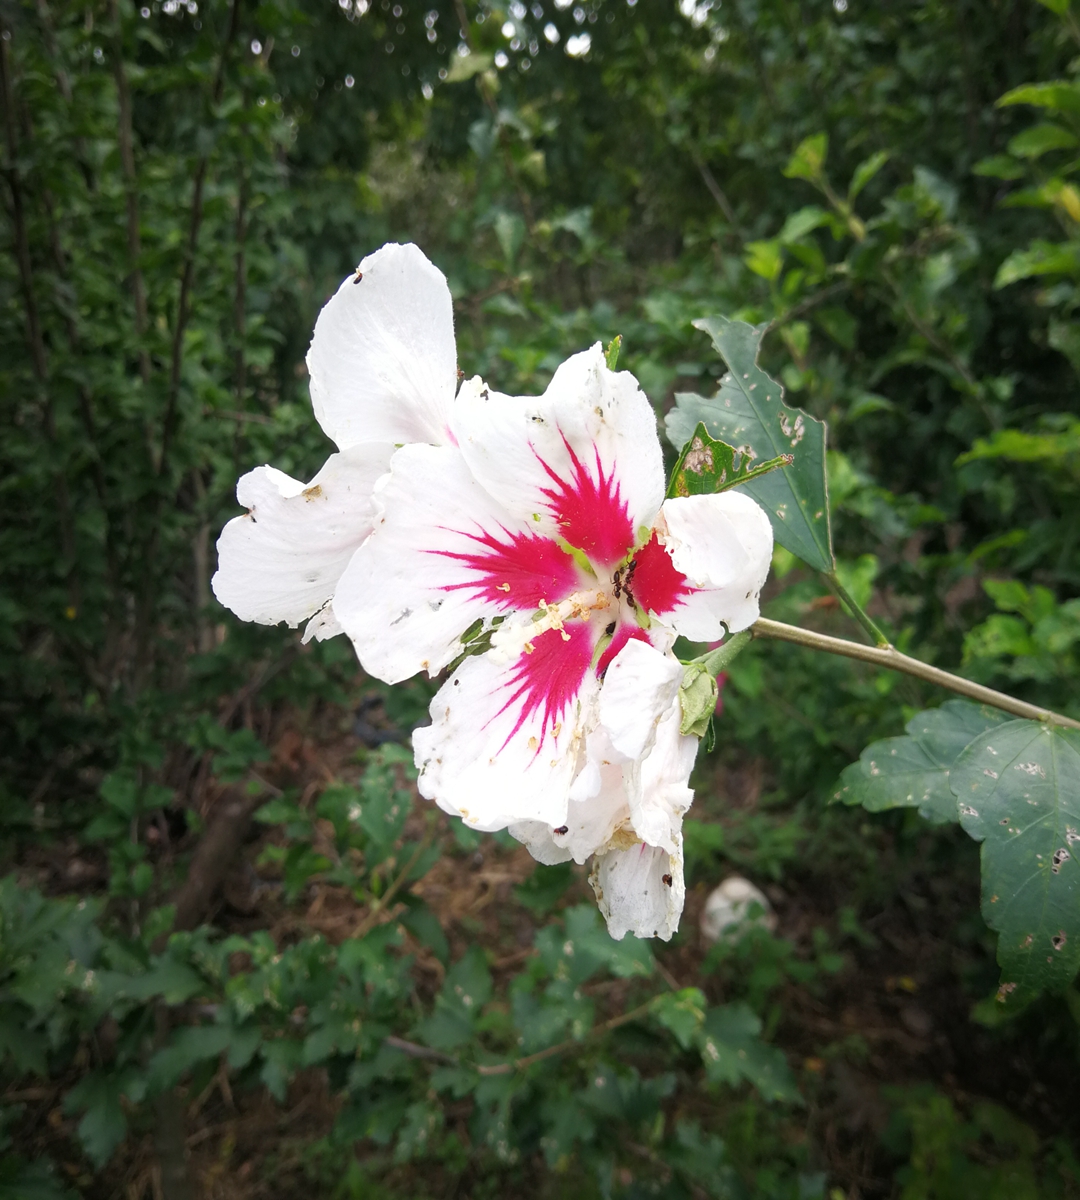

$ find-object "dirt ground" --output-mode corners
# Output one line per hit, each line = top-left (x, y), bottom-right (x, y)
(14, 696), (1080, 1200)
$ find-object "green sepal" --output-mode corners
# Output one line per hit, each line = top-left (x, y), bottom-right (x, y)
(679, 662), (719, 738)
(604, 334), (622, 370)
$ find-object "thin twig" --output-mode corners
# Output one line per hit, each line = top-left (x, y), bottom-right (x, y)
(476, 999), (657, 1075)
(384, 1036), (458, 1066)
(353, 825), (436, 940)
(158, 0), (243, 478)
(751, 617), (1080, 729)
(822, 570), (890, 648)
(761, 280), (850, 336)
(690, 147), (742, 234)
(0, 24), (78, 592)
(110, 0), (151, 386)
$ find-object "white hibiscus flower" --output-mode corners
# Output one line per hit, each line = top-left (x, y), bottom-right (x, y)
(212, 242), (458, 642)
(331, 344), (773, 941)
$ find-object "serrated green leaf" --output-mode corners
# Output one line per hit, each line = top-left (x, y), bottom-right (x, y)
(64, 1074), (130, 1167)
(666, 317), (833, 571)
(833, 701), (1010, 823)
(848, 150), (889, 201)
(699, 1004), (800, 1103)
(667, 423), (792, 502)
(952, 721), (1080, 1004)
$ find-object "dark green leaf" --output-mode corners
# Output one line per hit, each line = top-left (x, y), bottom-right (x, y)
(147, 1025), (232, 1092)
(700, 1004), (800, 1103)
(833, 701), (1011, 823)
(64, 1074), (129, 1167)
(666, 317), (833, 571)
(652, 988), (707, 1050)
(952, 721), (1080, 1004)
(667, 423), (792, 500)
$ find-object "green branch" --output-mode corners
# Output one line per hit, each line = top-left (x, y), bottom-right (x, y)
(751, 617), (1080, 730)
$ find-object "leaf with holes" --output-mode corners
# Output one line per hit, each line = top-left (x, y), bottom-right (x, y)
(832, 700), (1011, 824)
(665, 317), (833, 571)
(951, 720), (1080, 1005)
(666, 422), (792, 500)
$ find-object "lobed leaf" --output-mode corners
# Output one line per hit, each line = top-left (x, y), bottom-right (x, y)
(952, 721), (1080, 1004)
(700, 1004), (800, 1103)
(833, 700), (1010, 823)
(666, 317), (833, 571)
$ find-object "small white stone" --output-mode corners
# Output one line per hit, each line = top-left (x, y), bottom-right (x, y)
(701, 875), (776, 944)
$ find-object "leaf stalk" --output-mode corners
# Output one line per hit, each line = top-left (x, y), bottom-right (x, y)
(822, 570), (891, 647)
(751, 617), (1080, 730)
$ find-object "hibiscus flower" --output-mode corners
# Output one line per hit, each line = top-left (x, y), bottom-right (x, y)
(330, 345), (773, 940)
(212, 242), (459, 641)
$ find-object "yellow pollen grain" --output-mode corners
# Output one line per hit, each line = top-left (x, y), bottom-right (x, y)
(497, 582), (511, 592)
(528, 736), (538, 750)
(524, 641), (535, 654)
(553, 722), (562, 738)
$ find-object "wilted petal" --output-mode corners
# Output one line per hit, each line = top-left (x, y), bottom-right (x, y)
(333, 444), (583, 684)
(627, 699), (696, 852)
(452, 346), (664, 569)
(508, 731), (631, 866)
(506, 821), (573, 865)
(633, 491), (773, 641)
(307, 242), (457, 450)
(212, 443), (393, 636)
(590, 831), (685, 942)
(414, 623), (599, 831)
(597, 636), (683, 764)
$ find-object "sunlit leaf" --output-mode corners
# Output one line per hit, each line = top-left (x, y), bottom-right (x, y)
(1007, 122), (1078, 159)
(998, 81), (1080, 114)
(783, 132), (828, 183)
(848, 149), (889, 201)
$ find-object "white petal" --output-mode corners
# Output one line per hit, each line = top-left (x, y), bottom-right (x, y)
(413, 636), (600, 832)
(333, 444), (585, 683)
(590, 830), (685, 941)
(627, 700), (697, 852)
(211, 443), (393, 632)
(451, 346), (665, 569)
(655, 491), (773, 640)
(507, 821), (573, 865)
(597, 637), (683, 764)
(504, 731), (632, 867)
(306, 242), (457, 450)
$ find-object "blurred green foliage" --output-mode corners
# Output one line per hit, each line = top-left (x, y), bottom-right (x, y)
(3, 0), (1080, 1195)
